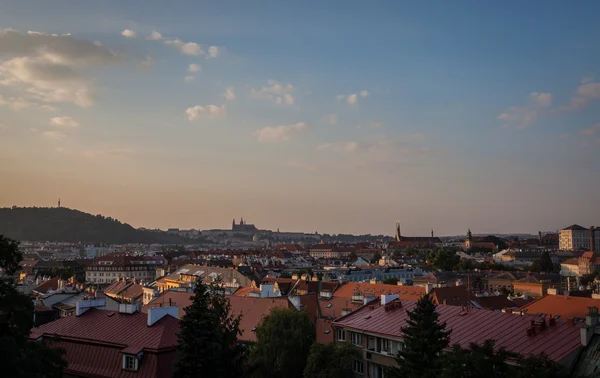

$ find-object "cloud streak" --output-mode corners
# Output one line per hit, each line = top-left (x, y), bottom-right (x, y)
(185, 104), (226, 120)
(251, 80), (295, 105)
(498, 92), (552, 129)
(255, 122), (309, 143)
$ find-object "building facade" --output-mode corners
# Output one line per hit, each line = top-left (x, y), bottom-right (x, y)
(85, 252), (164, 284)
(560, 225), (599, 251)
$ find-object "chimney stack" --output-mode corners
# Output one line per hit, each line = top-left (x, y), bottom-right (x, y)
(591, 226), (596, 253)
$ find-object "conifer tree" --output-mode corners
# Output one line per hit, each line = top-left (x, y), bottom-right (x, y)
(387, 293), (451, 378)
(174, 278), (245, 378)
(0, 235), (67, 378)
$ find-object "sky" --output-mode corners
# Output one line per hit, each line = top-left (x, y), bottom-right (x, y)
(1, 1), (599, 236)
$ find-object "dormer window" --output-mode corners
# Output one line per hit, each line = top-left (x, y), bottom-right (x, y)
(123, 355), (138, 371)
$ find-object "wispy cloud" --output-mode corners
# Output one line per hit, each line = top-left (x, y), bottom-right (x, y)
(498, 92), (552, 129)
(146, 31), (162, 41)
(49, 116), (79, 128)
(42, 130), (67, 140)
(224, 87), (236, 101)
(208, 46), (220, 58)
(121, 29), (136, 39)
(254, 122), (309, 143)
(561, 82), (600, 111)
(185, 104), (226, 120)
(188, 63), (201, 73)
(0, 94), (56, 111)
(184, 75), (195, 82)
(337, 90), (369, 105)
(0, 29), (117, 107)
(164, 39), (204, 56)
(251, 80), (295, 105)
(579, 123), (600, 136)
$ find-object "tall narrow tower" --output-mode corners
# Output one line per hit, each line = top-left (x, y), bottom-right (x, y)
(58, 198), (61, 208)
(431, 229), (434, 238)
(395, 221), (401, 242)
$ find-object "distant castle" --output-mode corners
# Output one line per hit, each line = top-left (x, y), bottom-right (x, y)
(232, 217), (258, 233)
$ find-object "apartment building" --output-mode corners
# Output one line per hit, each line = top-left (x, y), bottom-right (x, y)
(85, 252), (164, 284)
(155, 264), (254, 294)
(333, 295), (584, 377)
(560, 225), (599, 251)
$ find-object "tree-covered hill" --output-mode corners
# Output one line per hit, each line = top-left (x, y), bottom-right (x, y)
(0, 207), (198, 244)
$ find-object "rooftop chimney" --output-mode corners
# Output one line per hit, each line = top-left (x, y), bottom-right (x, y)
(591, 226), (596, 253)
(147, 306), (178, 326)
(75, 298), (106, 316)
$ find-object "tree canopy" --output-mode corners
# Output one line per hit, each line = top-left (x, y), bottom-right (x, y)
(249, 307), (315, 378)
(387, 293), (451, 378)
(0, 235), (67, 378)
(174, 278), (245, 378)
(303, 342), (359, 378)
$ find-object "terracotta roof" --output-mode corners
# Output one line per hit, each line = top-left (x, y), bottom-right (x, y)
(316, 318), (334, 344)
(431, 286), (470, 306)
(333, 299), (583, 362)
(318, 296), (362, 319)
(292, 280), (339, 295)
(142, 292), (296, 343)
(228, 296), (296, 342)
(33, 277), (60, 293)
(582, 252), (596, 260)
(274, 244), (306, 252)
(232, 286), (260, 297)
(30, 307), (179, 350)
(298, 294), (320, 321)
(333, 282), (426, 301)
(103, 278), (144, 302)
(518, 295), (600, 319)
(48, 340), (176, 378)
(30, 308), (179, 378)
(142, 290), (192, 319)
(474, 295), (519, 311)
(561, 258), (579, 266)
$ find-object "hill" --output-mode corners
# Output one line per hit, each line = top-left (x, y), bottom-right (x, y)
(0, 207), (200, 244)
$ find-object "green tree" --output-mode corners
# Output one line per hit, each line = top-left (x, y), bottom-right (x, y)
(383, 277), (399, 285)
(0, 235), (67, 378)
(441, 340), (516, 378)
(370, 253), (382, 264)
(387, 293), (451, 378)
(174, 278), (245, 378)
(302, 342), (359, 378)
(249, 307), (315, 378)
(538, 252), (555, 273)
(515, 353), (567, 378)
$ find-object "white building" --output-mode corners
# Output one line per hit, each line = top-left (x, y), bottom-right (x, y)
(560, 224), (599, 251)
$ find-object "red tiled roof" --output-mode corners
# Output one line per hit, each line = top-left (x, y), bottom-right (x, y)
(49, 340), (177, 378)
(104, 278), (144, 302)
(30, 308), (179, 350)
(30, 308), (179, 378)
(228, 296), (296, 342)
(298, 294), (320, 321)
(518, 295), (600, 319)
(333, 299), (583, 362)
(274, 244), (306, 252)
(316, 318), (334, 344)
(561, 258), (579, 266)
(333, 283), (426, 301)
(143, 292), (296, 343)
(319, 296), (362, 319)
(34, 277), (60, 293)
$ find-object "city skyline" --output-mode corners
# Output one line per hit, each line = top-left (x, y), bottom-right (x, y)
(1, 1), (600, 235)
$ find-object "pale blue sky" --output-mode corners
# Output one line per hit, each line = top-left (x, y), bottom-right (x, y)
(1, 1), (599, 235)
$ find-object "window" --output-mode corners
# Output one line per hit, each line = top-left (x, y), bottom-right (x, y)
(351, 332), (362, 346)
(123, 355), (136, 371)
(380, 338), (389, 353)
(336, 328), (345, 341)
(352, 360), (364, 375)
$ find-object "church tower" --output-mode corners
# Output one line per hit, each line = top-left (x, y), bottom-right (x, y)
(232, 218), (235, 229)
(431, 229), (434, 238)
(58, 198), (61, 208)
(395, 221), (401, 242)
